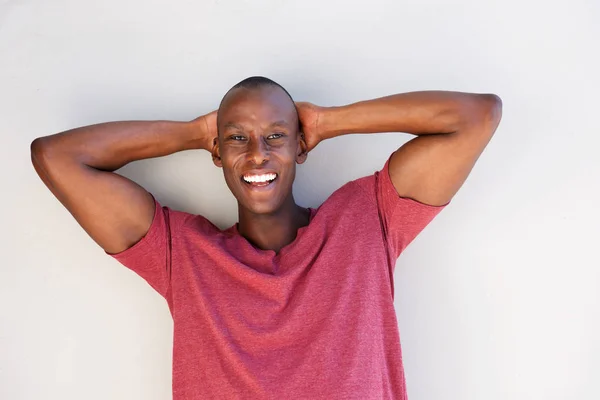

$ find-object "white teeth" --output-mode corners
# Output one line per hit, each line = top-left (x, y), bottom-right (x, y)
(243, 173), (277, 183)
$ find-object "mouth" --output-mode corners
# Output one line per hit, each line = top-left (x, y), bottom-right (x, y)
(241, 172), (278, 189)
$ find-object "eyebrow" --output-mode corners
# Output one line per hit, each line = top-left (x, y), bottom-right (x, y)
(223, 122), (245, 131)
(223, 120), (290, 131)
(269, 120), (289, 129)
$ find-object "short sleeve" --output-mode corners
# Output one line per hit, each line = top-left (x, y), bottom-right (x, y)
(375, 156), (449, 261)
(105, 194), (182, 298)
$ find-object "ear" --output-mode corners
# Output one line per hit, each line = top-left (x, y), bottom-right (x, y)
(211, 137), (222, 168)
(296, 131), (308, 164)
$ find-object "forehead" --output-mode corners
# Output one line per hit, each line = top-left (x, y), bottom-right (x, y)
(219, 86), (297, 130)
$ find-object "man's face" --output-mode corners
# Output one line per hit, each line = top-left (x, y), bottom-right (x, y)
(213, 85), (307, 215)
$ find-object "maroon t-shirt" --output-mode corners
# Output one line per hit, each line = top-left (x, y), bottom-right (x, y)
(107, 157), (448, 399)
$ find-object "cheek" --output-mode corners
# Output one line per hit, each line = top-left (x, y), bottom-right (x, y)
(220, 148), (243, 169)
(224, 168), (241, 190)
(218, 154), (240, 186)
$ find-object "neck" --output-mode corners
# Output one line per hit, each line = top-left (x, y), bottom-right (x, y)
(237, 195), (310, 254)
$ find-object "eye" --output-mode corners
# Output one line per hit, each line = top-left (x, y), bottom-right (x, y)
(267, 132), (285, 140)
(229, 135), (246, 141)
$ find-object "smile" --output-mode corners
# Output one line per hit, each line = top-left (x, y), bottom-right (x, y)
(241, 172), (278, 187)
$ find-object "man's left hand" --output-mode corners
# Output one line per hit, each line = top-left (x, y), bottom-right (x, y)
(296, 101), (324, 153)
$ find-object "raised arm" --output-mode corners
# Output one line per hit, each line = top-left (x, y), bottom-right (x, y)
(30, 111), (217, 254)
(298, 91), (502, 206)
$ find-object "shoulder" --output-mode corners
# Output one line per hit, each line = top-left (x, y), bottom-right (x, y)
(315, 171), (379, 218)
(329, 170), (378, 203)
(155, 198), (221, 239)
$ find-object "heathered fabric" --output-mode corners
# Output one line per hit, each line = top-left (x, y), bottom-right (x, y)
(107, 157), (448, 399)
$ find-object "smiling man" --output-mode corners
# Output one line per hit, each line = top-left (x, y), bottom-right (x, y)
(213, 79), (311, 253)
(31, 76), (502, 399)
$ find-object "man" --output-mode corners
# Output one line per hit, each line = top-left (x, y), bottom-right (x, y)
(31, 76), (502, 399)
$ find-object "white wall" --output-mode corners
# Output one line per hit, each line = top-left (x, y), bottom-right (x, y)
(1, 0), (598, 399)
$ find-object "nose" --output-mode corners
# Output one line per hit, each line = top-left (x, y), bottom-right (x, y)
(248, 137), (269, 165)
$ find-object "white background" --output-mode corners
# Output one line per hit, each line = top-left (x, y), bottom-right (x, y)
(1, 0), (599, 399)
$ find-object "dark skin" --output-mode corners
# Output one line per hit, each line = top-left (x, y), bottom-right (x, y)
(212, 86), (310, 252)
(30, 86), (502, 255)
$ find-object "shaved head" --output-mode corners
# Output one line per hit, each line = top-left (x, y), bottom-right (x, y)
(217, 76), (299, 136)
(212, 76), (308, 216)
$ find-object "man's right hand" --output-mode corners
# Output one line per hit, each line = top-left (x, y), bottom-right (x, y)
(192, 110), (218, 151)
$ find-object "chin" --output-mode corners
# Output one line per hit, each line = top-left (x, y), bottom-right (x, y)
(237, 197), (284, 216)
(226, 174), (293, 216)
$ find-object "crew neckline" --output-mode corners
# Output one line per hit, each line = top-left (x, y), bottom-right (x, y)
(231, 207), (317, 258)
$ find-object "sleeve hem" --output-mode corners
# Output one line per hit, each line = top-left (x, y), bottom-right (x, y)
(382, 156), (451, 209)
(105, 194), (163, 261)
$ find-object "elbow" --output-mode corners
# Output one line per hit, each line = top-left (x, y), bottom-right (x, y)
(30, 137), (47, 166)
(30, 137), (46, 157)
(453, 94), (503, 137)
(30, 136), (56, 168)
(481, 93), (503, 125)
(468, 93), (502, 135)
